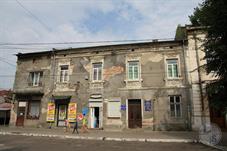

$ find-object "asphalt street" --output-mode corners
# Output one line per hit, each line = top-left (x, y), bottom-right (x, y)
(0, 135), (218, 151)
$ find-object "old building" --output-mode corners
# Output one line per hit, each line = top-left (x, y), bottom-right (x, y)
(0, 89), (12, 125)
(10, 26), (214, 131)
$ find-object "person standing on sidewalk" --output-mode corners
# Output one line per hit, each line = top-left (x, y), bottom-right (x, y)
(64, 118), (71, 133)
(72, 118), (79, 134)
(81, 115), (88, 133)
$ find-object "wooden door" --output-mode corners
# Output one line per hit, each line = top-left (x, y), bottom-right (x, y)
(16, 107), (26, 126)
(128, 100), (142, 128)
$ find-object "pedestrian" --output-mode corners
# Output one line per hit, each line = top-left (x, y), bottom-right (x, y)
(64, 118), (71, 132)
(81, 115), (88, 133)
(72, 118), (79, 134)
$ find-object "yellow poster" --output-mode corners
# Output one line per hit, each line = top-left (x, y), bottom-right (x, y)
(46, 103), (55, 122)
(68, 103), (77, 122)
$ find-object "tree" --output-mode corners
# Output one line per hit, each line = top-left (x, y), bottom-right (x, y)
(189, 0), (227, 109)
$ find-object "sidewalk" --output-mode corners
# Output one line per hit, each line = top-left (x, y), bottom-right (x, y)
(0, 126), (197, 142)
(0, 126), (226, 149)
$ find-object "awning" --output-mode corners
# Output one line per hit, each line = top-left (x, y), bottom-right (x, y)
(53, 96), (71, 100)
(0, 103), (11, 111)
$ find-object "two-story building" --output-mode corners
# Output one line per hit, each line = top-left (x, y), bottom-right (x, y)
(10, 26), (214, 131)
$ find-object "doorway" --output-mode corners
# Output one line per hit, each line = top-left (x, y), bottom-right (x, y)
(90, 107), (100, 128)
(57, 104), (68, 127)
(128, 99), (142, 128)
(16, 107), (26, 126)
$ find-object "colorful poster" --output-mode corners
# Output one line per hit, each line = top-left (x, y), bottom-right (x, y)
(46, 103), (55, 122)
(121, 104), (126, 111)
(68, 103), (77, 122)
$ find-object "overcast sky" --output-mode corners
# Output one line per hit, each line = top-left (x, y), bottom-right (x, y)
(0, 0), (203, 89)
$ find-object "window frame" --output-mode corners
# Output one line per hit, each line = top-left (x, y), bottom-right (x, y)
(92, 62), (103, 82)
(127, 60), (140, 81)
(59, 65), (69, 83)
(29, 71), (43, 86)
(169, 95), (182, 118)
(166, 58), (179, 79)
(26, 100), (41, 120)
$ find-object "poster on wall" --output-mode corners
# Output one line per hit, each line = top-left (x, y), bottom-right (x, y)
(46, 103), (55, 122)
(144, 100), (152, 112)
(68, 103), (77, 122)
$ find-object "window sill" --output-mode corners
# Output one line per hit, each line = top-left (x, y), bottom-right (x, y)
(28, 85), (42, 87)
(91, 80), (104, 83)
(125, 79), (143, 82)
(166, 77), (182, 80)
(57, 82), (69, 84)
(107, 117), (121, 119)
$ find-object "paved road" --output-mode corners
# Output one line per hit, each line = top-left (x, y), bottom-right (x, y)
(0, 135), (218, 151)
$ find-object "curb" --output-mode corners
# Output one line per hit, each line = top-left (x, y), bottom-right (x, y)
(199, 141), (227, 151)
(0, 131), (196, 143)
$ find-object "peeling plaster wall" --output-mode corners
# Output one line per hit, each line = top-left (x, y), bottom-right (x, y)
(13, 41), (191, 130)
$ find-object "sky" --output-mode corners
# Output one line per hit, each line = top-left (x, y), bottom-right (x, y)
(0, 0), (203, 89)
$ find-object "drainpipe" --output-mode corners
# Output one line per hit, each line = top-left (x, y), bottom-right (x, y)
(182, 39), (192, 130)
(48, 49), (56, 128)
(51, 49), (56, 93)
(193, 33), (205, 127)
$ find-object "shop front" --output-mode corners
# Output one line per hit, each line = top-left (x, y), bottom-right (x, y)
(53, 96), (71, 127)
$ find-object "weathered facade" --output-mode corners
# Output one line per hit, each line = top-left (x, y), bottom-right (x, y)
(10, 26), (213, 131)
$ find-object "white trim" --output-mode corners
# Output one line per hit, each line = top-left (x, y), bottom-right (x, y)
(90, 58), (104, 82)
(58, 63), (70, 83)
(126, 99), (128, 128)
(169, 95), (182, 118)
(165, 55), (181, 80)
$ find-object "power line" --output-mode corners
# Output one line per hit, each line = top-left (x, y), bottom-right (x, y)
(15, 0), (50, 31)
(0, 59), (16, 67)
(0, 38), (174, 46)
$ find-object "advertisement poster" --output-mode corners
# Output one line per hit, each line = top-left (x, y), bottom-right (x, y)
(46, 103), (55, 122)
(68, 103), (77, 122)
(144, 100), (152, 112)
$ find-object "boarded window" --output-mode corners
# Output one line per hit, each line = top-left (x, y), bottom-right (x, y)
(107, 100), (121, 118)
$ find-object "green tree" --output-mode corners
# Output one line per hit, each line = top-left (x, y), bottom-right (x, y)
(189, 0), (227, 109)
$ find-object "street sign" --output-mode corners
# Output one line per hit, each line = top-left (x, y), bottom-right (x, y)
(82, 107), (89, 115)
(121, 104), (126, 111)
(77, 113), (84, 121)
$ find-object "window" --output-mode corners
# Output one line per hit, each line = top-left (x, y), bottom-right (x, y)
(128, 61), (139, 80)
(29, 72), (43, 86)
(92, 63), (102, 81)
(107, 100), (121, 118)
(27, 101), (40, 119)
(60, 65), (69, 83)
(170, 96), (181, 117)
(167, 59), (179, 78)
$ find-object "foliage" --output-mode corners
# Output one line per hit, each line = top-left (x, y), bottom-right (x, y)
(189, 0), (227, 109)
